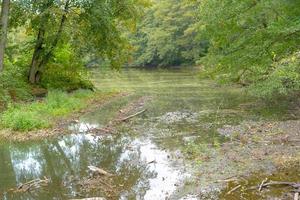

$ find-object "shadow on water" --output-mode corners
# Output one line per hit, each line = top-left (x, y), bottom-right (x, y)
(0, 68), (296, 199)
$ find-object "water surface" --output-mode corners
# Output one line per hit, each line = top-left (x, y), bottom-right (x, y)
(0, 68), (291, 199)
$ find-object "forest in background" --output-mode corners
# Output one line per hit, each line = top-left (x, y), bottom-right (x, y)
(0, 0), (299, 108)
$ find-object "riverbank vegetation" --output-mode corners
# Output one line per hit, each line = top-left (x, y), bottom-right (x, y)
(0, 0), (147, 109)
(0, 0), (299, 132)
(1, 90), (92, 131)
(197, 0), (300, 98)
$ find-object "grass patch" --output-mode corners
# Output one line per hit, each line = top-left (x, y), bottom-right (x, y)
(0, 90), (106, 132)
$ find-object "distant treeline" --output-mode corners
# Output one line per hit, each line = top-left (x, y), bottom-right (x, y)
(129, 0), (300, 98)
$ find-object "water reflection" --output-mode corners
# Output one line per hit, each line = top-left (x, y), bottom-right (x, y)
(1, 68), (284, 200)
(0, 121), (188, 200)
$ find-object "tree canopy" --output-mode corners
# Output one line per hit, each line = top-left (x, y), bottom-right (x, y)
(129, 0), (207, 67)
(0, 0), (300, 102)
(197, 0), (300, 97)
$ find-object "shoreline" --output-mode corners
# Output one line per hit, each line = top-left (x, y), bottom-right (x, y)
(0, 92), (125, 142)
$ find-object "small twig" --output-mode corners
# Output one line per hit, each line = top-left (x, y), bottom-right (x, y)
(216, 176), (239, 183)
(119, 109), (147, 122)
(147, 160), (157, 164)
(259, 178), (268, 192)
(227, 184), (241, 195)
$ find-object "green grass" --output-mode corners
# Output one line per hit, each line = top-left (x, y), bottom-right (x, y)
(0, 90), (98, 131)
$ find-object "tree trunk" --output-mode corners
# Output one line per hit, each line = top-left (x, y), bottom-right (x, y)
(0, 0), (10, 72)
(29, 27), (45, 84)
(28, 0), (70, 84)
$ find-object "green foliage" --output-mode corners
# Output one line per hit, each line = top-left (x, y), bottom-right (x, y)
(1, 105), (48, 131)
(40, 45), (94, 91)
(249, 51), (300, 98)
(129, 0), (206, 67)
(0, 62), (32, 107)
(0, 90), (94, 131)
(198, 0), (300, 98)
(2, 0), (147, 89)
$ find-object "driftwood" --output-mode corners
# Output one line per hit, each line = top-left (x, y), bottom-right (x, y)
(119, 109), (147, 122)
(88, 166), (113, 177)
(12, 177), (50, 193)
(259, 181), (300, 189)
(255, 180), (300, 200)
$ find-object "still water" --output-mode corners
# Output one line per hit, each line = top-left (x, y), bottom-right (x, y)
(0, 68), (289, 199)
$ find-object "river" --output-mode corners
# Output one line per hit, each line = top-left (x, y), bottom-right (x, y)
(0, 68), (298, 200)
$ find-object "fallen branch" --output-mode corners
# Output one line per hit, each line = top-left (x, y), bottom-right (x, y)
(119, 109), (147, 122)
(13, 177), (50, 193)
(227, 184), (241, 195)
(254, 180), (300, 198)
(260, 181), (300, 189)
(216, 176), (239, 183)
(259, 178), (268, 192)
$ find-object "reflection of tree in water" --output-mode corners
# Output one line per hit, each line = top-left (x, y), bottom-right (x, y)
(0, 133), (155, 200)
(0, 144), (16, 194)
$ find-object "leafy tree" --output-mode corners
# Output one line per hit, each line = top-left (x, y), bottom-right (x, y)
(9, 0), (147, 84)
(198, 0), (300, 97)
(130, 0), (206, 67)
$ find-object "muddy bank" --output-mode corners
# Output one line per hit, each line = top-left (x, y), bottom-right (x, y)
(175, 119), (300, 199)
(0, 92), (123, 142)
(220, 161), (300, 200)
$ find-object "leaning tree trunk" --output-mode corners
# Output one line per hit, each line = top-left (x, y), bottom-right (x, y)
(0, 0), (10, 72)
(29, 27), (45, 84)
(28, 0), (69, 84)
